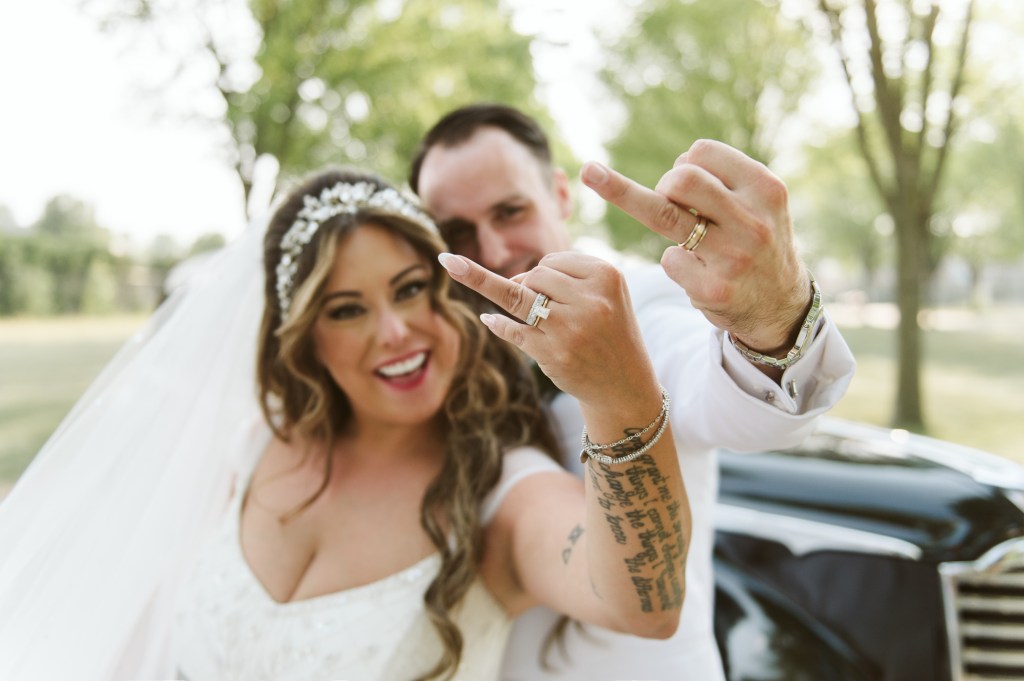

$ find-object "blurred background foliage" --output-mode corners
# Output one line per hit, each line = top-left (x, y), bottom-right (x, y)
(1, 0), (1022, 459)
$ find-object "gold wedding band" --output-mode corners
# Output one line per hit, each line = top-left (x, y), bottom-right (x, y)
(680, 215), (709, 252)
(525, 292), (551, 327)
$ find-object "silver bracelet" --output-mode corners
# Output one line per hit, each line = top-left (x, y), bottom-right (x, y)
(729, 271), (823, 370)
(579, 387), (671, 466)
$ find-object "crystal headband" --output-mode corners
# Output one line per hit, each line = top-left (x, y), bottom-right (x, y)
(275, 181), (438, 320)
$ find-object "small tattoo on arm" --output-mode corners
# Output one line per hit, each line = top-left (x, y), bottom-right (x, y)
(561, 523), (585, 565)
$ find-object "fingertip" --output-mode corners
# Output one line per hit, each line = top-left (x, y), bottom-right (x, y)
(438, 252), (469, 276)
(479, 312), (497, 329)
(581, 161), (609, 186)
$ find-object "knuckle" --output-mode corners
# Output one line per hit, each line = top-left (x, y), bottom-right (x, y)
(504, 283), (528, 316)
(656, 166), (698, 199)
(595, 261), (624, 288)
(688, 138), (716, 160)
(653, 200), (686, 234)
(759, 174), (789, 206)
(531, 264), (554, 280)
(507, 325), (526, 348)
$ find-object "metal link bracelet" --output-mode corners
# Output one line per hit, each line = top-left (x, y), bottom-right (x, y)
(729, 271), (823, 370)
(579, 387), (671, 466)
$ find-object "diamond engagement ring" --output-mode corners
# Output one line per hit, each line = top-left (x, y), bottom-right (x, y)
(680, 214), (709, 252)
(525, 292), (551, 327)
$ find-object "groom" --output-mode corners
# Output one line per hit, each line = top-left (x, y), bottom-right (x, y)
(410, 103), (855, 680)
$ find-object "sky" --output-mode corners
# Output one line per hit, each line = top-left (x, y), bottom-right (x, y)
(0, 0), (249, 245)
(0, 0), (626, 248)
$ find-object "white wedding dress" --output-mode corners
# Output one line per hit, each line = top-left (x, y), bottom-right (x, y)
(173, 437), (560, 681)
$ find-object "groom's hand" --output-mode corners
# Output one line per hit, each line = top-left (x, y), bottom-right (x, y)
(580, 139), (811, 360)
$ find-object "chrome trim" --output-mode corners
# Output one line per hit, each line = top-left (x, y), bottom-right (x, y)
(940, 537), (1024, 681)
(714, 503), (922, 559)
(959, 621), (1024, 640)
(817, 418), (1024, 492)
(961, 649), (1024, 665)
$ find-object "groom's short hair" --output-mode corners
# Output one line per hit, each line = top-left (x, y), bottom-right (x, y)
(409, 103), (553, 192)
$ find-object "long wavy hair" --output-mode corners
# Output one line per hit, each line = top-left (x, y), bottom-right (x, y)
(255, 167), (559, 681)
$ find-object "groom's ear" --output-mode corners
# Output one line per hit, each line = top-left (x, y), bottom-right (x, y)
(552, 168), (573, 221)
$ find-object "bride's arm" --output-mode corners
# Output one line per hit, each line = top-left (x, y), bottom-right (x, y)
(485, 388), (689, 638)
(440, 251), (690, 636)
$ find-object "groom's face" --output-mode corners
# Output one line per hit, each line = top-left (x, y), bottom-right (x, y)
(415, 127), (573, 279)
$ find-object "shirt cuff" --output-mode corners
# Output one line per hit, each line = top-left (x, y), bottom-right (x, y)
(720, 311), (848, 415)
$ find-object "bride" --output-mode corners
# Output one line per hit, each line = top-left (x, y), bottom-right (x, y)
(0, 167), (690, 680)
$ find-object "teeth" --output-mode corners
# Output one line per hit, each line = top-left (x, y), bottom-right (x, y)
(378, 352), (427, 377)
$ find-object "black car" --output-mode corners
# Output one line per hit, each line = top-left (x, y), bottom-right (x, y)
(714, 418), (1024, 681)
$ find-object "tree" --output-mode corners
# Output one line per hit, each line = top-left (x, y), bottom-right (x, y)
(188, 232), (228, 256)
(600, 0), (818, 255)
(29, 196), (112, 314)
(932, 2), (1024, 304)
(88, 0), (548, 216)
(815, 0), (976, 431)
(789, 133), (890, 299)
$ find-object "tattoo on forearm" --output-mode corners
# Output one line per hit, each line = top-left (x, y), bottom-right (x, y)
(561, 523), (585, 565)
(587, 447), (687, 613)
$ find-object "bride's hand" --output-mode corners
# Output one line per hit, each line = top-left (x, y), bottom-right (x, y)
(437, 251), (661, 413)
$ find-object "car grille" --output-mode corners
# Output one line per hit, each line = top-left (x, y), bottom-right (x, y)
(941, 537), (1024, 680)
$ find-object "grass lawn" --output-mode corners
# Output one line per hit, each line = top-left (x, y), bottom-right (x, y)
(0, 315), (147, 484)
(1, 306), (1022, 491)
(829, 321), (1024, 464)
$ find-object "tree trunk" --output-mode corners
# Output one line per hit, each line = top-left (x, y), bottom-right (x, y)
(893, 209), (926, 430)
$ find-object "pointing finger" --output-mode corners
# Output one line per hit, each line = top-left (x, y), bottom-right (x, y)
(581, 161), (697, 243)
(437, 252), (539, 322)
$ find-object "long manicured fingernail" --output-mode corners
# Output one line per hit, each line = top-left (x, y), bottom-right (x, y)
(479, 313), (496, 329)
(581, 161), (609, 185)
(438, 252), (469, 276)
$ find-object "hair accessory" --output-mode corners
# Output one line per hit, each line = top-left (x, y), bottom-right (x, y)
(275, 182), (437, 319)
(525, 292), (551, 327)
(729, 271), (823, 370)
(579, 386), (671, 466)
(680, 214), (709, 252)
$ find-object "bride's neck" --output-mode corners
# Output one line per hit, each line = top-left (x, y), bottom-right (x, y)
(339, 417), (446, 468)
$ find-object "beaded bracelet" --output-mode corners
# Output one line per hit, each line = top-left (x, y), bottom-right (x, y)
(579, 387), (671, 466)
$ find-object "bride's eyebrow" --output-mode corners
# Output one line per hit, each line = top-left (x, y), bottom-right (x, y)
(322, 290), (360, 303)
(390, 264), (429, 284)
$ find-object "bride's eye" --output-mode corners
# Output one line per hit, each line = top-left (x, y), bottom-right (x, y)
(326, 303), (365, 321)
(396, 280), (428, 302)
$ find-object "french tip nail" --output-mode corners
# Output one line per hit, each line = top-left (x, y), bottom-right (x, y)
(479, 313), (495, 328)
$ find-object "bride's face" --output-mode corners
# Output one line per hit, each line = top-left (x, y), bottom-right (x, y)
(312, 223), (460, 431)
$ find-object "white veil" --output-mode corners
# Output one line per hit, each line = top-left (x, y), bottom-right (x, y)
(0, 216), (269, 679)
